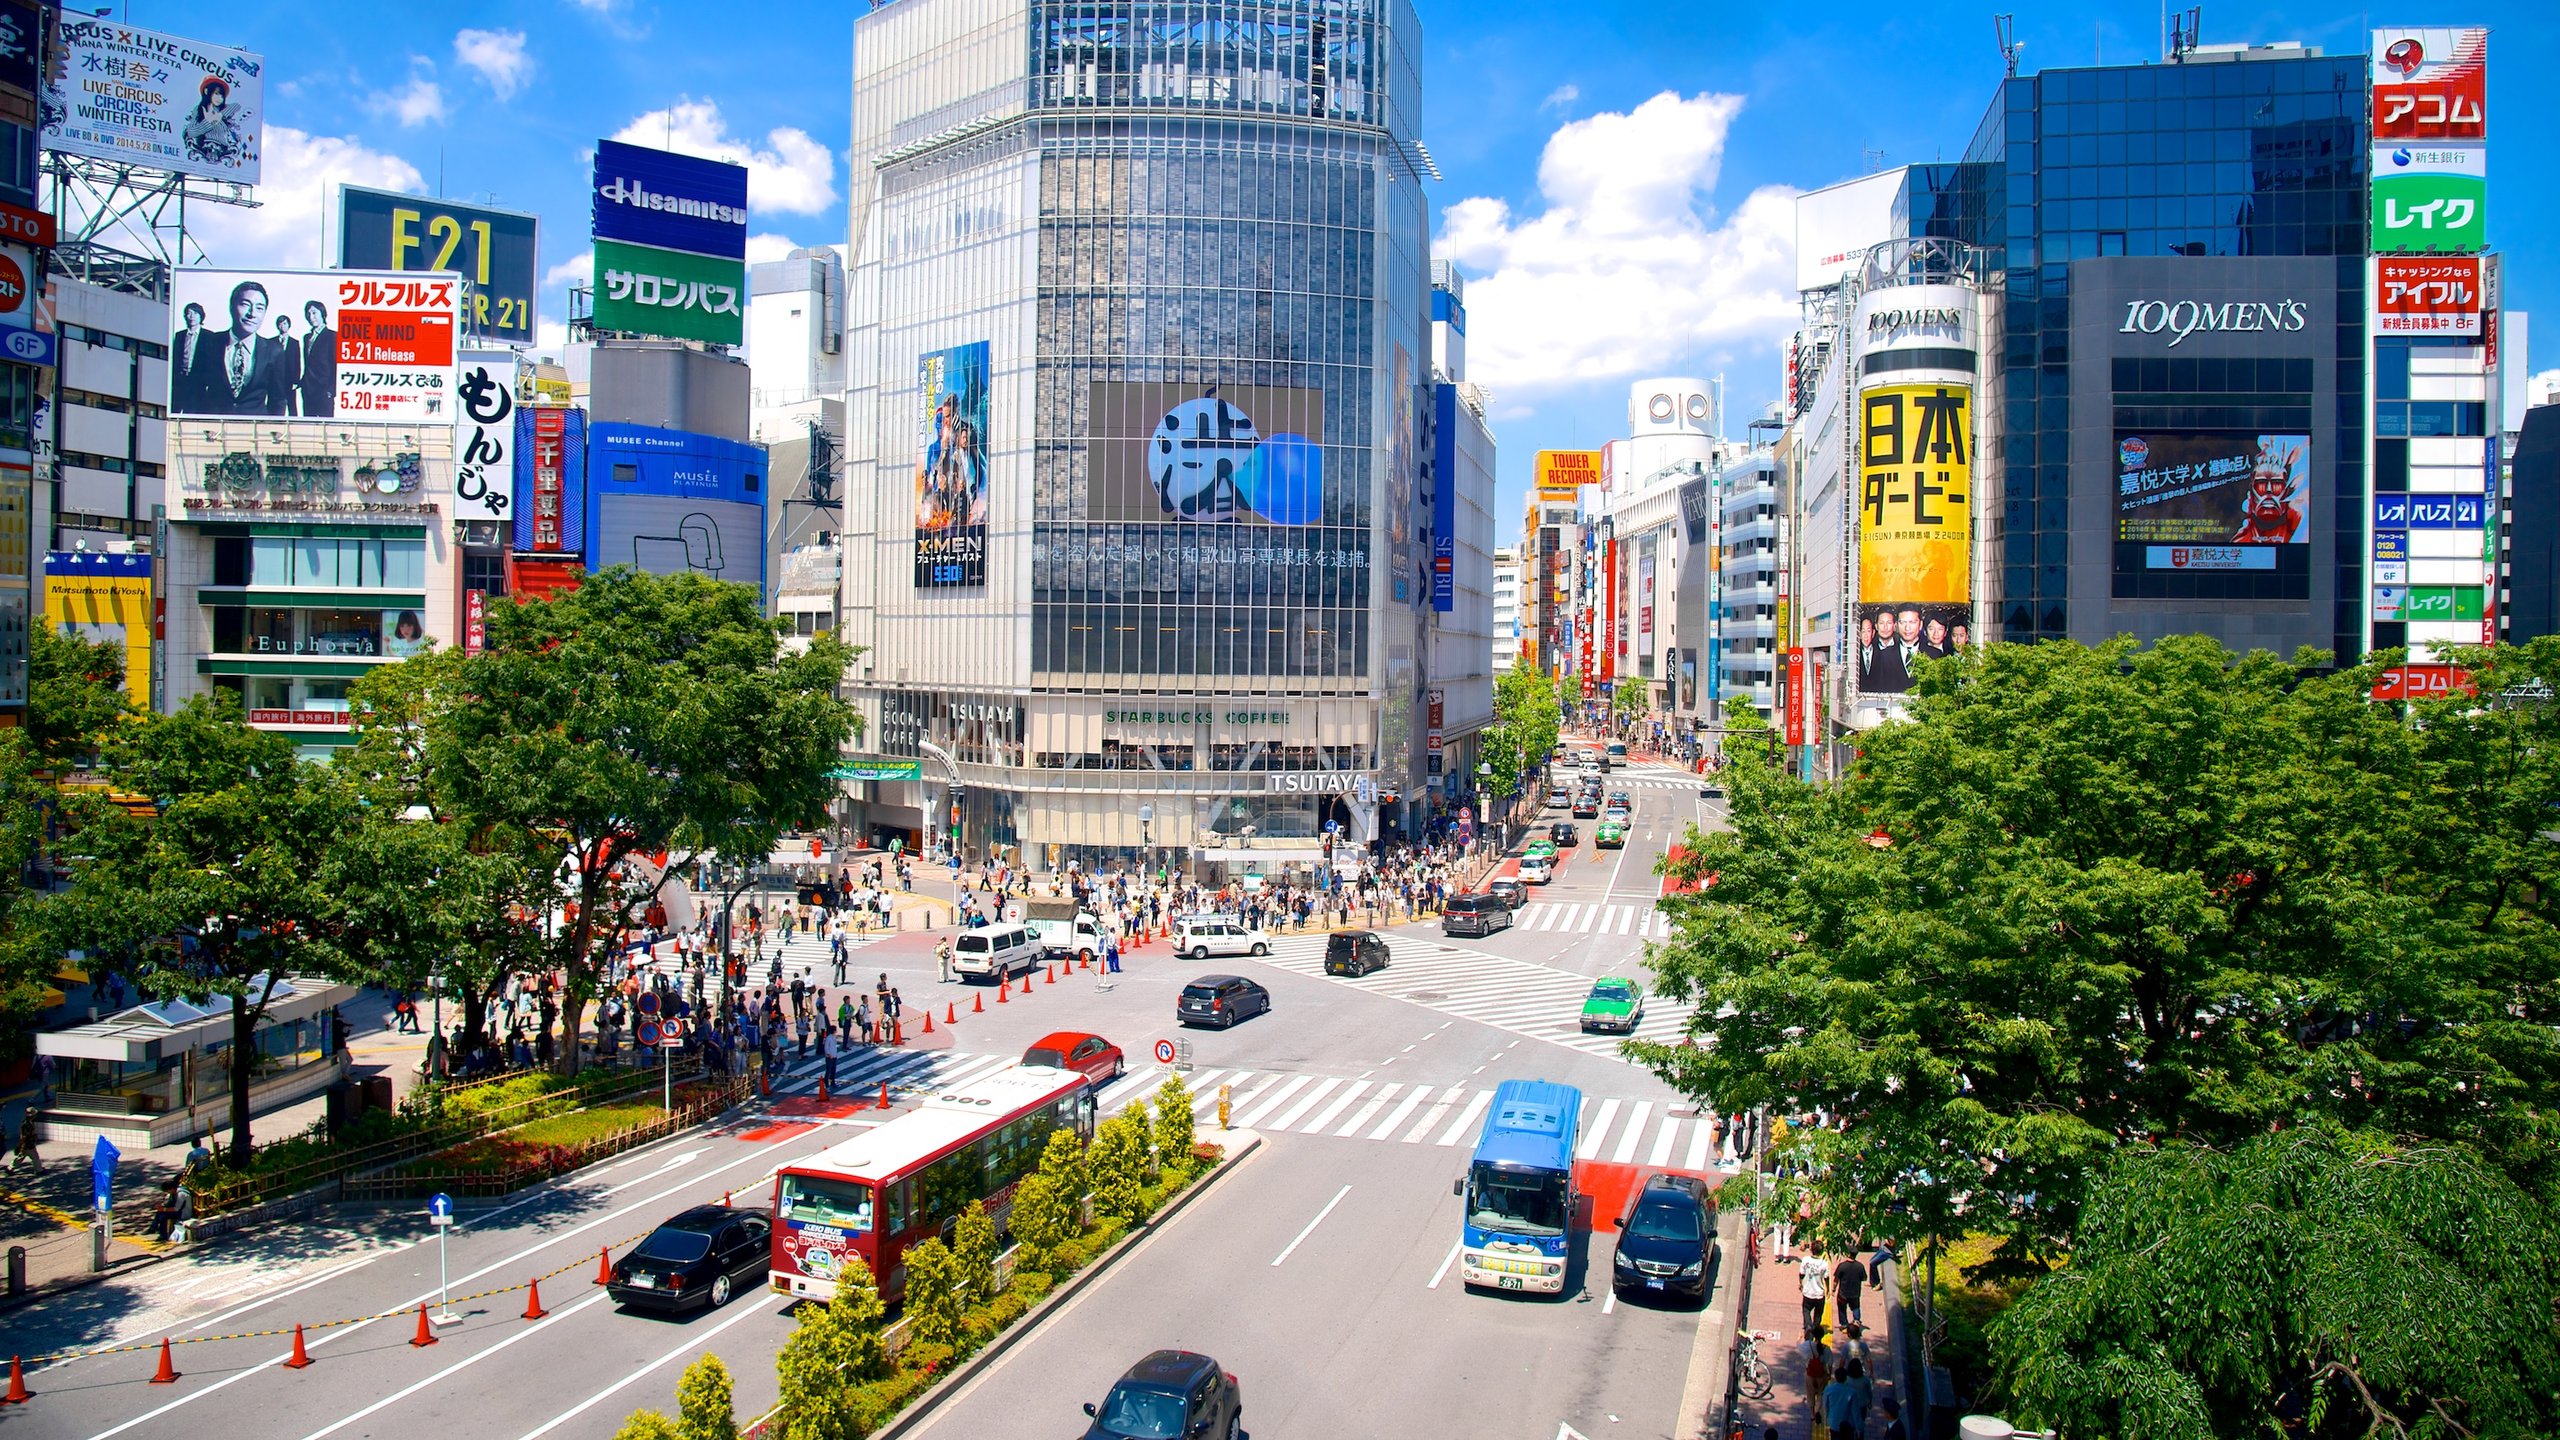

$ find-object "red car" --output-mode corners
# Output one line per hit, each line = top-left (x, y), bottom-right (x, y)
(1024, 1030), (1125, 1087)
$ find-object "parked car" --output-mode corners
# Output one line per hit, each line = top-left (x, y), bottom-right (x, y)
(1081, 1351), (1244, 1440)
(1549, 821), (1578, 847)
(1173, 914), (1271, 959)
(1580, 976), (1645, 1033)
(1023, 1030), (1124, 1087)
(607, 1205), (772, 1312)
(1325, 930), (1391, 977)
(1443, 893), (1514, 938)
(1611, 1173), (1714, 1303)
(1519, 854), (1556, 885)
(1178, 975), (1271, 1029)
(1485, 877), (1527, 909)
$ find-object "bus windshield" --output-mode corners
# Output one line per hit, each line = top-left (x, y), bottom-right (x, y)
(779, 1173), (873, 1234)
(1468, 1162), (1568, 1236)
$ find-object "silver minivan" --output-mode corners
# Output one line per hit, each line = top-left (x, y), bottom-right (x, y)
(952, 922), (1040, 982)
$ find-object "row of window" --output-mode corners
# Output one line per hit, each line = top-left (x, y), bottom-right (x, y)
(1033, 741), (1369, 772)
(1032, 603), (1366, 678)
(209, 535), (428, 590)
(58, 323), (170, 361)
(879, 1097), (1073, 1239)
(207, 606), (432, 659)
(59, 449), (167, 479)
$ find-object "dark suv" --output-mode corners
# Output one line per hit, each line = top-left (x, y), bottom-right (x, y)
(1082, 1350), (1243, 1440)
(1611, 1173), (1715, 1303)
(1442, 892), (1513, 937)
(1178, 975), (1270, 1029)
(1325, 930), (1390, 976)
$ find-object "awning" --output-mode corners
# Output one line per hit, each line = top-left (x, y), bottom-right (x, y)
(36, 974), (358, 1065)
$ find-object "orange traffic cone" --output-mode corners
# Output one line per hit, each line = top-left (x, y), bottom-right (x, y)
(595, 1247), (613, 1285)
(877, 1081), (891, 1111)
(524, 1277), (548, 1321)
(945, 1003), (956, 1025)
(149, 1337), (179, 1384)
(922, 1010), (934, 1036)
(817, 1073), (829, 1101)
(1047, 964), (1057, 984)
(409, 1304), (437, 1348)
(973, 991), (984, 1013)
(6, 1353), (31, 1402)
(997, 979), (1008, 1004)
(281, 1324), (312, 1370)
(759, 1066), (771, 1097)
(891, 1018), (903, 1045)
(1021, 973), (1034, 996)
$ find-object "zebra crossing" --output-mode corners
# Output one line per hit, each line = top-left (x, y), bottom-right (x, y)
(754, 1045), (1737, 1171)
(1251, 932), (1697, 1060)
(1507, 901), (1674, 939)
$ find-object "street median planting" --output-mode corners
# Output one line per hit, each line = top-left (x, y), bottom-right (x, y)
(345, 1073), (748, 1201)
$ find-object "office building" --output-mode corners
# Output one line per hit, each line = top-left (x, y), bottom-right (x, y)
(1490, 545), (1520, 674)
(48, 247), (172, 554)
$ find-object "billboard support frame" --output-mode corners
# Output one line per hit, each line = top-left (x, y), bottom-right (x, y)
(43, 152), (257, 270)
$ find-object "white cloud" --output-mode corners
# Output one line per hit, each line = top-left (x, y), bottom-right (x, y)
(542, 252), (594, 289)
(454, 29), (533, 101)
(1436, 91), (1799, 397)
(1541, 84), (1579, 112)
(2531, 369), (2560, 409)
(534, 319), (571, 355)
(127, 127), (426, 268)
(372, 61), (447, 128)
(612, 99), (837, 217)
(745, 232), (802, 263)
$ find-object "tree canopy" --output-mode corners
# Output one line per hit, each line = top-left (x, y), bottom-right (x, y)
(1482, 666), (1563, 801)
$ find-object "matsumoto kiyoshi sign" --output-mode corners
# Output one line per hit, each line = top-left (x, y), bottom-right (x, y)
(2119, 298), (2311, 347)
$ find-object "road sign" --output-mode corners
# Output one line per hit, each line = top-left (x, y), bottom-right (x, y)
(428, 1192), (454, 1227)
(636, 1018), (663, 1048)
(636, 990), (661, 1017)
(658, 1018), (689, 1048)
(1154, 1038), (1177, 1064)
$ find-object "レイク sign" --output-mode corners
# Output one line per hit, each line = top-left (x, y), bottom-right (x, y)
(2119, 299), (2310, 347)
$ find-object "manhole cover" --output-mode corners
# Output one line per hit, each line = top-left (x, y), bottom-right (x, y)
(1406, 991), (1448, 1002)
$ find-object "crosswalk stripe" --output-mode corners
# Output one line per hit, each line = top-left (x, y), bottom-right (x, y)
(1435, 1088), (1494, 1146)
(1615, 907), (1638, 936)
(1577, 1097), (1622, 1158)
(1648, 1114), (1679, 1168)
(1301, 1080), (1370, 1135)
(1235, 1074), (1316, 1129)
(1611, 1101), (1654, 1163)
(1268, 1077), (1343, 1133)
(1192, 1072), (1246, 1117)
(1337, 1082), (1401, 1137)
(1404, 1084), (1467, 1143)
(1685, 1116), (1717, 1171)
(1368, 1087), (1429, 1141)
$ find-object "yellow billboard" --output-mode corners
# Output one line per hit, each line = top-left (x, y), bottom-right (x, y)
(1534, 449), (1603, 501)
(43, 551), (153, 707)
(1855, 383), (1971, 695)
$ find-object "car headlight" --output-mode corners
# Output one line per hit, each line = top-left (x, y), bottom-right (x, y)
(1613, 1250), (1635, 1269)
(1680, 1260), (1702, 1277)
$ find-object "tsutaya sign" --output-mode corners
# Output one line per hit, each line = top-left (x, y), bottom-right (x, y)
(2119, 298), (2312, 347)
(1266, 771), (1376, 798)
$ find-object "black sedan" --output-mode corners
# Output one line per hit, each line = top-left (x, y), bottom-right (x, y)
(608, 1205), (772, 1312)
(1082, 1350), (1244, 1440)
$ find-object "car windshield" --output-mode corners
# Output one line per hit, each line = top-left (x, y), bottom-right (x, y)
(633, 1226), (714, 1264)
(1626, 1201), (1703, 1242)
(1592, 984), (1633, 1002)
(778, 1174), (873, 1234)
(1097, 1385), (1188, 1439)
(1468, 1163), (1568, 1236)
(1024, 1048), (1067, 1068)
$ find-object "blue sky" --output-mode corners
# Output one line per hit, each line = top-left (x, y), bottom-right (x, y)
(139, 0), (2555, 528)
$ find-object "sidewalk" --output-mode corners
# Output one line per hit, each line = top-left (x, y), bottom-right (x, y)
(1733, 1239), (1905, 1440)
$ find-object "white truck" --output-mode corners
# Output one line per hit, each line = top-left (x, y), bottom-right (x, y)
(1023, 896), (1105, 963)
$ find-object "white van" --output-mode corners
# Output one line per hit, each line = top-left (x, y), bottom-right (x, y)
(952, 922), (1039, 982)
(1173, 914), (1271, 960)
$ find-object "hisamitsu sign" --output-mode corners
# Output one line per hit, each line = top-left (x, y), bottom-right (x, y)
(591, 139), (749, 260)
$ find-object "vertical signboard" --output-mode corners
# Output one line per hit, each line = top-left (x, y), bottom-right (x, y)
(1855, 382), (1971, 696)
(452, 356), (513, 523)
(914, 341), (990, 588)
(1784, 648), (1807, 747)
(1431, 387), (1455, 613)
(515, 405), (585, 554)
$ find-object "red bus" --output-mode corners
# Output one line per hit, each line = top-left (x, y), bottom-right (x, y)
(770, 1064), (1096, 1304)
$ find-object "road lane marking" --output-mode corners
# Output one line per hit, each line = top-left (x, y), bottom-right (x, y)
(1367, 1087), (1428, 1140)
(1268, 1077), (1343, 1132)
(1602, 1287), (1617, 1315)
(1338, 1082), (1401, 1136)
(1233, 1074), (1315, 1129)
(1300, 1080), (1369, 1134)
(1269, 1185), (1352, 1267)
(294, 1292), (612, 1440)
(515, 1293), (781, 1440)
(602, 1148), (704, 1194)
(1648, 1115), (1679, 1167)
(1611, 1102), (1654, 1163)
(1435, 1089), (1494, 1146)
(1577, 1098), (1622, 1158)
(1428, 1239), (1463, 1289)
(1403, 1085), (1467, 1143)
(1685, 1116), (1717, 1171)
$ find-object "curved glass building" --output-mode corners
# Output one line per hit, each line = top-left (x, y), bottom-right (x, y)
(839, 0), (1453, 870)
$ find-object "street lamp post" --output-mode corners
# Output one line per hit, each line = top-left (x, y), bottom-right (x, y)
(1138, 803), (1154, 882)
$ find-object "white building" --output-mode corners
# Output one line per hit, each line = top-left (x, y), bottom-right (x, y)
(48, 252), (173, 551)
(1491, 545), (1520, 674)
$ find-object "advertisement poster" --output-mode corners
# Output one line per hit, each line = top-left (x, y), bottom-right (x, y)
(452, 356), (513, 523)
(170, 269), (456, 423)
(514, 405), (584, 553)
(1085, 381), (1323, 525)
(43, 18), (262, 181)
(1855, 383), (1972, 695)
(914, 341), (990, 588)
(2373, 255), (2483, 337)
(589, 423), (765, 589)
(339, 187), (540, 344)
(588, 239), (744, 348)
(590, 139), (749, 260)
(1534, 449), (1601, 502)
(2114, 432), (2310, 583)
(41, 550), (151, 706)
(2372, 144), (2487, 254)
(2371, 28), (2487, 141)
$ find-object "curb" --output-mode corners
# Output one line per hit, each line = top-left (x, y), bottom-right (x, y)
(1676, 1206), (1750, 1439)
(872, 1128), (1267, 1440)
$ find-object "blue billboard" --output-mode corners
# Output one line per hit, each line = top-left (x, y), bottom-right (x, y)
(586, 423), (768, 592)
(591, 139), (749, 260)
(512, 406), (588, 555)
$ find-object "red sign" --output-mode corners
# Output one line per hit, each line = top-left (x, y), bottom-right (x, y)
(2372, 29), (2486, 141)
(247, 709), (354, 728)
(531, 407), (567, 551)
(1784, 649), (1807, 747)
(2369, 664), (2472, 701)
(463, 588), (488, 654)
(1600, 538), (1617, 682)
(2373, 256), (2483, 337)
(0, 201), (55, 248)
(339, 308), (457, 367)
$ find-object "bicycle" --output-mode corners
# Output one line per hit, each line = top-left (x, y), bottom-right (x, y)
(1733, 1328), (1781, 1401)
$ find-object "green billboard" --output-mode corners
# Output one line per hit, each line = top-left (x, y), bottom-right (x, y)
(2371, 145), (2487, 254)
(590, 237), (746, 346)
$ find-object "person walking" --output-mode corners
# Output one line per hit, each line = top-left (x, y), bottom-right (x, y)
(1800, 1251), (1831, 1343)
(1104, 932), (1121, 975)
(1803, 1347), (1832, 1440)
(794, 1006), (812, 1059)
(1833, 1249), (1868, 1329)
(936, 938), (955, 984)
(831, 934), (849, 986)
(818, 1025), (840, 1095)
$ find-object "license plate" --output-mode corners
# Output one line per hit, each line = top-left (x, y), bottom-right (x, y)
(1645, 1279), (1664, 1290)
(630, 1275), (656, 1289)
(1499, 1276), (1523, 1290)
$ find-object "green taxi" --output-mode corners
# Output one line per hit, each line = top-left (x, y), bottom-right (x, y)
(1524, 837), (1558, 861)
(1595, 815), (1629, 848)
(1580, 977), (1645, 1035)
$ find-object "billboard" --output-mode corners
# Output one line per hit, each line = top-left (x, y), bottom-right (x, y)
(453, 356), (515, 523)
(2373, 255), (2484, 337)
(2372, 144), (2486, 254)
(915, 341), (990, 588)
(1795, 169), (1903, 292)
(589, 424), (767, 590)
(1085, 381), (1324, 526)
(513, 405), (586, 553)
(592, 139), (749, 260)
(2114, 431), (2310, 588)
(1534, 449), (1601, 501)
(43, 18), (262, 182)
(42, 550), (151, 707)
(1855, 383), (1971, 695)
(338, 187), (540, 344)
(589, 238), (745, 347)
(2371, 28), (2486, 141)
(1431, 385), (1455, 613)
(170, 269), (457, 423)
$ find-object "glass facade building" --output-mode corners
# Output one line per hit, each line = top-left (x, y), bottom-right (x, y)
(840, 0), (1453, 866)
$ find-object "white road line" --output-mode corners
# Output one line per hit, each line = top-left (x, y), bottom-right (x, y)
(1685, 1115), (1717, 1171)
(1270, 1185), (1352, 1267)
(295, 1293), (613, 1440)
(1403, 1085), (1466, 1143)
(1577, 1098), (1623, 1159)
(515, 1293), (782, 1440)
(1611, 1102), (1654, 1164)
(1367, 1087), (1429, 1141)
(1268, 1077), (1343, 1132)
(1603, 1286), (1618, 1315)
(1299, 1080), (1369, 1134)
(1235, 1074), (1316, 1129)
(1435, 1088), (1494, 1147)
(1098, 1065), (1166, 1112)
(1648, 1115), (1680, 1168)
(1194, 1073), (1255, 1117)
(1427, 1238), (1463, 1289)
(1615, 906), (1638, 936)
(1337, 1082), (1401, 1137)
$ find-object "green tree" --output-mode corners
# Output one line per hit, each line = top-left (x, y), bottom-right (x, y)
(1989, 1126), (2560, 1440)
(900, 1237), (966, 1351)
(1154, 1074), (1195, 1175)
(612, 1411), (681, 1440)
(1482, 666), (1564, 804)
(419, 568), (856, 1072)
(26, 623), (132, 767)
(775, 1255), (888, 1440)
(1009, 1130), (1087, 1269)
(1088, 1106), (1147, 1221)
(675, 1353), (738, 1440)
(951, 1200), (995, 1309)
(49, 697), (362, 1163)
(1635, 635), (2560, 1259)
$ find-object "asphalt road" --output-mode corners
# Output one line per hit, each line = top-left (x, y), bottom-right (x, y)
(0, 760), (1727, 1440)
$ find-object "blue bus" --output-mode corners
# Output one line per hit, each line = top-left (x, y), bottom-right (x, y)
(1455, 1079), (1581, 1292)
